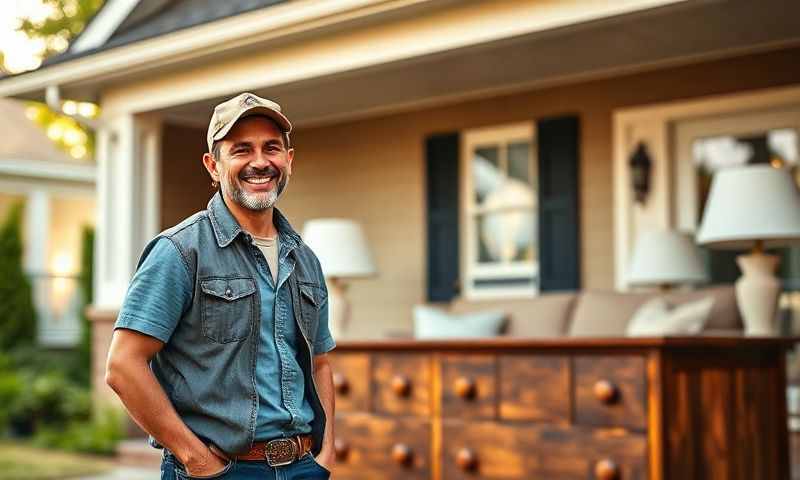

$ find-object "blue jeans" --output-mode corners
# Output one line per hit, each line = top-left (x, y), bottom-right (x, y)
(161, 450), (331, 480)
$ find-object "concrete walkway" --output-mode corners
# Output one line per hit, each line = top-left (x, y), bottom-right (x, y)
(80, 466), (159, 479)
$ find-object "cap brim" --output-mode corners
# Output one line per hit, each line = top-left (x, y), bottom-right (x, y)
(212, 105), (292, 146)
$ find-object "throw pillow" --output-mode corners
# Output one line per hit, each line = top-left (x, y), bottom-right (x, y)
(413, 305), (506, 339)
(626, 296), (715, 337)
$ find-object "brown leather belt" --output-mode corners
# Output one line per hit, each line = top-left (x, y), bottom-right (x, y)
(212, 435), (313, 467)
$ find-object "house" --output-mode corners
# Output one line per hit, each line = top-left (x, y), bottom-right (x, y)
(0, 98), (96, 347)
(1, 0), (799, 404)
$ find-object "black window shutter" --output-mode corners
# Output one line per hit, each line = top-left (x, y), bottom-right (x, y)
(425, 133), (460, 302)
(537, 116), (581, 291)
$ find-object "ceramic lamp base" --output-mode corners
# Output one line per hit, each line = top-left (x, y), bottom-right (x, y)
(735, 251), (780, 336)
(327, 277), (349, 340)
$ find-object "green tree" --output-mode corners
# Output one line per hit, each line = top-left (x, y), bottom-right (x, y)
(8, 0), (105, 160)
(17, 0), (105, 61)
(75, 226), (94, 386)
(0, 203), (37, 350)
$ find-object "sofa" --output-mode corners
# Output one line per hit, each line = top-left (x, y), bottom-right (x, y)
(446, 285), (743, 337)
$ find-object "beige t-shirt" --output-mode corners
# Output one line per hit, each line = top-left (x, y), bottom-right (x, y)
(252, 234), (279, 284)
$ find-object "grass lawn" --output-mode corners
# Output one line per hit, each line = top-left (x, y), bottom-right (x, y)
(0, 442), (114, 480)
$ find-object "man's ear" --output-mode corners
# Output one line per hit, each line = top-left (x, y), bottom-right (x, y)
(286, 148), (294, 176)
(202, 152), (220, 183)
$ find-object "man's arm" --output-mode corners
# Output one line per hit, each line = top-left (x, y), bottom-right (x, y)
(106, 329), (227, 476)
(312, 353), (335, 469)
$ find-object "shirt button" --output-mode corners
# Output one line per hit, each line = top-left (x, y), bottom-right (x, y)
(225, 288), (233, 298)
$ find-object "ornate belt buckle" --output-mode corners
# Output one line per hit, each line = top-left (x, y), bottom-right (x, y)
(264, 438), (298, 467)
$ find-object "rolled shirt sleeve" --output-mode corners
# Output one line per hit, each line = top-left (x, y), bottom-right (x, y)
(114, 237), (193, 343)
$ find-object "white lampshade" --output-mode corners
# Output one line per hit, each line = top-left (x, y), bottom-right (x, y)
(628, 230), (708, 286)
(697, 165), (800, 249)
(302, 218), (376, 278)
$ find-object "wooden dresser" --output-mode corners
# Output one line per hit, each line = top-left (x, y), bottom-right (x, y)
(328, 337), (793, 480)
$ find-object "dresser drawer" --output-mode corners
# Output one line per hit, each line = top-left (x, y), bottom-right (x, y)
(329, 353), (370, 413)
(441, 354), (497, 419)
(372, 353), (431, 417)
(333, 414), (431, 479)
(499, 354), (569, 422)
(574, 355), (647, 430)
(442, 420), (647, 480)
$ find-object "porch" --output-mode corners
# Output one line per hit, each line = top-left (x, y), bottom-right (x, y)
(2, 0), (800, 477)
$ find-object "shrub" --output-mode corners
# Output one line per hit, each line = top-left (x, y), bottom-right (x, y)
(7, 370), (91, 434)
(0, 203), (37, 350)
(32, 407), (123, 455)
(0, 368), (23, 435)
(75, 226), (95, 387)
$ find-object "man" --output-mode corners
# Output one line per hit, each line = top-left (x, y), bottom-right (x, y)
(106, 92), (335, 480)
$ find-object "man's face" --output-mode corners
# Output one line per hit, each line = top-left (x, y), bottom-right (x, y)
(210, 116), (293, 211)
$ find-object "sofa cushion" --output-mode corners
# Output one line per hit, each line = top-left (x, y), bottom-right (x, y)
(626, 296), (715, 337)
(569, 285), (740, 337)
(663, 285), (742, 330)
(449, 293), (577, 337)
(413, 305), (507, 339)
(568, 291), (654, 337)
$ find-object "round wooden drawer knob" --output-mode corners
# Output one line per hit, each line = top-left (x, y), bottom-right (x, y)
(333, 372), (349, 395)
(595, 459), (620, 480)
(594, 380), (619, 404)
(391, 375), (412, 397)
(391, 443), (413, 466)
(456, 448), (478, 471)
(454, 377), (477, 400)
(334, 438), (350, 461)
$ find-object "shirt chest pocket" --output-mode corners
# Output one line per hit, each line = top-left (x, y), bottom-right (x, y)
(200, 277), (256, 344)
(298, 282), (325, 344)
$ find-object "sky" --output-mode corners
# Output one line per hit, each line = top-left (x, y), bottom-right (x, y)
(1, 1), (53, 73)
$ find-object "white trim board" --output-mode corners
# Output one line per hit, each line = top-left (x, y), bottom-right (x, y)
(0, 177), (95, 197)
(70, 0), (141, 53)
(0, 158), (96, 183)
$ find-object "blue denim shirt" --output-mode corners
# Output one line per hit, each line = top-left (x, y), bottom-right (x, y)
(250, 230), (335, 438)
(114, 192), (334, 454)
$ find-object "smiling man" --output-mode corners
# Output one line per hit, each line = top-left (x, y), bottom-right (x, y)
(105, 93), (335, 480)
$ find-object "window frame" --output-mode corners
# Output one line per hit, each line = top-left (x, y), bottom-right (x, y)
(460, 122), (538, 300)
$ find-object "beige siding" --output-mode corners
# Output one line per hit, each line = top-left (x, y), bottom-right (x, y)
(160, 124), (215, 228)
(161, 46), (800, 339)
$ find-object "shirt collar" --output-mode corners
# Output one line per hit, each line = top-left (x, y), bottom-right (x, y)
(207, 191), (302, 249)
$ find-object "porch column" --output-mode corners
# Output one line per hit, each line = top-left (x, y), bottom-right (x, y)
(91, 112), (162, 407)
(24, 188), (50, 344)
(24, 188), (49, 273)
(94, 113), (162, 310)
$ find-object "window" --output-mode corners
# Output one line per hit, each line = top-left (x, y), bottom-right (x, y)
(461, 123), (537, 299)
(675, 107), (800, 334)
(693, 127), (800, 287)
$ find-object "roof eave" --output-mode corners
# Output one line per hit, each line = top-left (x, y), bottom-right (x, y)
(0, 0), (433, 101)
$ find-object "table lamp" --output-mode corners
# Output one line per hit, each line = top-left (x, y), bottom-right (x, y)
(697, 165), (800, 335)
(302, 219), (377, 338)
(628, 229), (708, 290)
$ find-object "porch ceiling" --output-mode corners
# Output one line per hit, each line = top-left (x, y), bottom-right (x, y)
(157, 0), (800, 129)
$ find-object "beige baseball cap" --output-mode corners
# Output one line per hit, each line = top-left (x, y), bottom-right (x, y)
(207, 92), (292, 152)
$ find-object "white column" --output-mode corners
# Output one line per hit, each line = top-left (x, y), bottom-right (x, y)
(24, 188), (50, 275)
(94, 113), (162, 310)
(139, 114), (163, 244)
(25, 189), (50, 344)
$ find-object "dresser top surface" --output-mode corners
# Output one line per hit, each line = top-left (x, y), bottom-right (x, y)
(334, 336), (798, 352)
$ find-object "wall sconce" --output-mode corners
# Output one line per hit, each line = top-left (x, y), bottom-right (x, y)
(629, 142), (652, 204)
